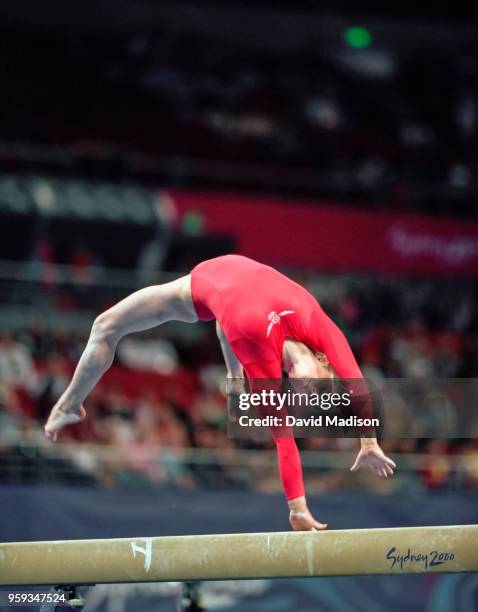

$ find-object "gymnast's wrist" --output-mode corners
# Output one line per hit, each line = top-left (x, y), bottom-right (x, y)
(360, 436), (378, 449)
(287, 496), (308, 512)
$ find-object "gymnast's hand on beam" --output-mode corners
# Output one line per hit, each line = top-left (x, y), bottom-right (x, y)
(288, 497), (328, 531)
(350, 437), (396, 478)
(44, 399), (86, 442)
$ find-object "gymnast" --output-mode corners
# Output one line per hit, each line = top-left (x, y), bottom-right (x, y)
(45, 254), (396, 531)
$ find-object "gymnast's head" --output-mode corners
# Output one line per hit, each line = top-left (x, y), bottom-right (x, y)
(282, 339), (335, 390)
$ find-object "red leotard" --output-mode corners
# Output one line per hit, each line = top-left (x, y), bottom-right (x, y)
(190, 255), (364, 499)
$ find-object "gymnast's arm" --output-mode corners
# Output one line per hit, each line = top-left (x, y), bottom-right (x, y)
(216, 322), (244, 383)
(217, 336), (326, 531)
(45, 276), (197, 439)
(315, 312), (396, 477)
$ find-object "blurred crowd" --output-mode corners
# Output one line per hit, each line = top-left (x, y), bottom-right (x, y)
(2, 14), (478, 213)
(1, 270), (478, 494)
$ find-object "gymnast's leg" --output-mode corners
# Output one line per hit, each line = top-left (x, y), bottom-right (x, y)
(44, 276), (197, 440)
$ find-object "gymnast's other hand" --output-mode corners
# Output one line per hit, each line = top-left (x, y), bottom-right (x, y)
(44, 397), (86, 442)
(350, 437), (396, 478)
(288, 497), (327, 531)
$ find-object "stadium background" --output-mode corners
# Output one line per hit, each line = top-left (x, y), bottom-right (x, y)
(1, 2), (478, 610)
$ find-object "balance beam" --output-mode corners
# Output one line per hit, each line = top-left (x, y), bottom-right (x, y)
(1, 525), (477, 586)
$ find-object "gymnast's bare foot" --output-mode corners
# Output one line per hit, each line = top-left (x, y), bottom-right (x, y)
(44, 400), (86, 441)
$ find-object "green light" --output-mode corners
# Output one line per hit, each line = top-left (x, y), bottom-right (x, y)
(344, 26), (372, 49)
(182, 210), (205, 235)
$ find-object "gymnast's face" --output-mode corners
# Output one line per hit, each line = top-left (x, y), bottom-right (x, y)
(282, 339), (333, 390)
